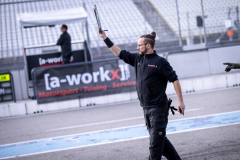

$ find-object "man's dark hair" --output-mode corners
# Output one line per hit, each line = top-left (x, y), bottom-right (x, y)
(61, 24), (68, 30)
(140, 31), (156, 49)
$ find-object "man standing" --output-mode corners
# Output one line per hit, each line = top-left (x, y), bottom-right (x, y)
(57, 24), (72, 64)
(98, 28), (185, 160)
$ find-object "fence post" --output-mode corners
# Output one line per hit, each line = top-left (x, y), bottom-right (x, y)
(201, 0), (207, 44)
(83, 0), (91, 46)
(175, 0), (183, 47)
(236, 6), (240, 39)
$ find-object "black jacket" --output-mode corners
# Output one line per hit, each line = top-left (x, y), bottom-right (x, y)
(119, 50), (178, 108)
(57, 31), (72, 56)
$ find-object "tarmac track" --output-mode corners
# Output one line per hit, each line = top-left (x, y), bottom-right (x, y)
(0, 87), (240, 160)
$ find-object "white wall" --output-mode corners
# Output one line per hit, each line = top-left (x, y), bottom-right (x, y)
(168, 50), (211, 78)
(208, 45), (240, 75)
(168, 45), (240, 79)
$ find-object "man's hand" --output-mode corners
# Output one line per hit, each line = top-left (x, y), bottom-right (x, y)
(177, 101), (185, 115)
(98, 28), (107, 40)
(173, 80), (185, 115)
(223, 62), (240, 72)
(97, 27), (121, 56)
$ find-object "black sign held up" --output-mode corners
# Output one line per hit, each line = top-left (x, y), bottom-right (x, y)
(0, 72), (16, 103)
(32, 59), (136, 104)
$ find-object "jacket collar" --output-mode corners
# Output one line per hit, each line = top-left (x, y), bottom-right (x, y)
(144, 50), (157, 57)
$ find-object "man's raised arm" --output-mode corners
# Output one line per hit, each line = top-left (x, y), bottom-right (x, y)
(98, 28), (121, 57)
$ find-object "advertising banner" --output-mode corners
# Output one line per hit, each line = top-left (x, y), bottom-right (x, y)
(27, 50), (88, 80)
(32, 59), (136, 104)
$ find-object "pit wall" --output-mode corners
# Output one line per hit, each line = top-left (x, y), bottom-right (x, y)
(168, 45), (240, 79)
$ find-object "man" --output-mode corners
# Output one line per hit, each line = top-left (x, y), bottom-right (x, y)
(98, 28), (185, 160)
(57, 24), (72, 64)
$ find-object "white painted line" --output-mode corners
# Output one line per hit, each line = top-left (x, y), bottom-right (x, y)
(47, 116), (143, 131)
(47, 108), (202, 131)
(168, 109), (240, 123)
(184, 108), (201, 112)
(1, 122), (240, 160)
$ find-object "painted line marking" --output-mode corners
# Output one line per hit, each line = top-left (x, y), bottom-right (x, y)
(47, 108), (201, 131)
(1, 122), (240, 160)
(0, 109), (237, 147)
(3, 122), (240, 159)
(1, 110), (240, 159)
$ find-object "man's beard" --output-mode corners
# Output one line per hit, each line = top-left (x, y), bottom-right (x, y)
(139, 48), (148, 55)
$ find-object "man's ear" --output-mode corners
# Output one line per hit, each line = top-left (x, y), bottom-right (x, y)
(147, 44), (150, 48)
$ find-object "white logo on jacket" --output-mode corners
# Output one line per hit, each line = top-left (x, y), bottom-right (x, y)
(148, 64), (157, 68)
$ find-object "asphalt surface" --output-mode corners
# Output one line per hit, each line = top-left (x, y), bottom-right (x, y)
(0, 87), (240, 160)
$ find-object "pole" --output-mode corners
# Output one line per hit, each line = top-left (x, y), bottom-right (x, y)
(20, 26), (31, 98)
(201, 0), (207, 44)
(175, 0), (182, 47)
(82, 0), (90, 46)
(187, 12), (193, 45)
(236, 6), (240, 39)
(82, 0), (93, 61)
(200, 28), (203, 43)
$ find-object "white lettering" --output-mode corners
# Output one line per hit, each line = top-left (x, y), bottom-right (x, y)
(54, 57), (58, 63)
(93, 71), (100, 83)
(39, 58), (46, 65)
(44, 73), (51, 90)
(39, 56), (62, 65)
(47, 58), (54, 63)
(82, 73), (92, 84)
(43, 65), (130, 89)
(99, 67), (111, 82)
(119, 65), (125, 81)
(0, 88), (4, 95)
(50, 77), (60, 88)
(66, 74), (81, 86)
(60, 79), (67, 83)
(124, 64), (130, 80)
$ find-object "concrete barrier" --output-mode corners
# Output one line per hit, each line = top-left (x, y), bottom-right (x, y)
(79, 92), (134, 107)
(0, 104), (10, 118)
(25, 100), (37, 114)
(0, 102), (26, 117)
(25, 99), (80, 114)
(8, 102), (26, 116)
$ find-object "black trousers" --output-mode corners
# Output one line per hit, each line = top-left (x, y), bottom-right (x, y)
(63, 55), (71, 64)
(62, 52), (72, 64)
(143, 105), (181, 160)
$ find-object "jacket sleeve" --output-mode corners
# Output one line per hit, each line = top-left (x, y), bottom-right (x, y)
(118, 50), (138, 67)
(161, 58), (178, 83)
(56, 34), (64, 45)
